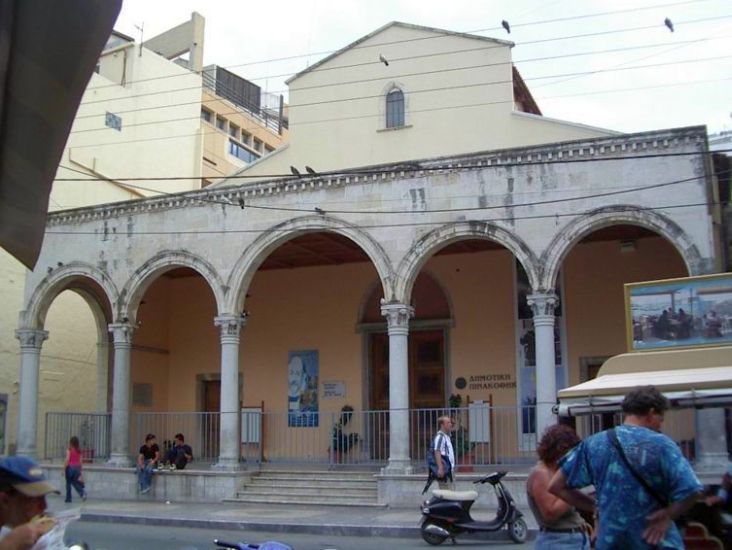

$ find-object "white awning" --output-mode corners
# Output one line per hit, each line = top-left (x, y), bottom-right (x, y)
(557, 346), (732, 416)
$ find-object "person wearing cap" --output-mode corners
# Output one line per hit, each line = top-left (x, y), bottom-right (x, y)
(0, 456), (59, 549)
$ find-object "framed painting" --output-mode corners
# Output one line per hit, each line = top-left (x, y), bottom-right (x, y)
(625, 273), (732, 352)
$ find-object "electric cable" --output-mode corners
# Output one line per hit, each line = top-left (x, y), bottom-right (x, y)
(55, 163), (730, 217)
(73, 35), (731, 122)
(88, 0), (717, 92)
(44, 200), (722, 236)
(62, 75), (732, 150)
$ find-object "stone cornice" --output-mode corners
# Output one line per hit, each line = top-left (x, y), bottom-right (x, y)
(46, 125), (707, 227)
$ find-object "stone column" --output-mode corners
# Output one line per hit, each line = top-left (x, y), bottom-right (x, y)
(107, 323), (134, 467)
(380, 301), (414, 474)
(527, 292), (558, 438)
(96, 341), (110, 412)
(15, 329), (49, 458)
(695, 408), (728, 471)
(214, 314), (245, 470)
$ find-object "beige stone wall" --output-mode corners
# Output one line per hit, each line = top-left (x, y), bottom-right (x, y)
(234, 24), (615, 182)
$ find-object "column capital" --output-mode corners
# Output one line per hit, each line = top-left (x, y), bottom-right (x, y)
(108, 323), (134, 346)
(214, 314), (246, 341)
(380, 300), (414, 335)
(15, 329), (48, 349)
(527, 292), (558, 319)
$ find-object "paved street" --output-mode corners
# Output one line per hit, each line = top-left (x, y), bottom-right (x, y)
(65, 522), (533, 550)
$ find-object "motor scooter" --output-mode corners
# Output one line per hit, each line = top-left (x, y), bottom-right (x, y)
(420, 471), (527, 545)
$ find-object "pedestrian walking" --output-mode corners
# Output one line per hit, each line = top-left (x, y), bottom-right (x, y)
(549, 386), (703, 549)
(63, 436), (86, 503)
(432, 416), (455, 490)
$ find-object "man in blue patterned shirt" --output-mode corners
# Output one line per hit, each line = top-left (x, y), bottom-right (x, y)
(549, 386), (702, 549)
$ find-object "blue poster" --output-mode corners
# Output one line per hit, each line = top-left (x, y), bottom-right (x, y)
(288, 350), (319, 427)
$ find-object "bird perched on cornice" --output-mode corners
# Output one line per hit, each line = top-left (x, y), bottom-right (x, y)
(664, 17), (674, 32)
(379, 54), (389, 66)
(501, 20), (511, 34)
(290, 166), (301, 176)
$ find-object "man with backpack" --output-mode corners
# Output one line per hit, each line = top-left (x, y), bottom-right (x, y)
(549, 386), (702, 549)
(432, 416), (455, 490)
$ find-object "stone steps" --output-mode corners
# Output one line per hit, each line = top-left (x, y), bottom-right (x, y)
(234, 469), (381, 507)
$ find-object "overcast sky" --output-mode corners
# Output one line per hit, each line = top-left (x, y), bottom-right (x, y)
(113, 0), (732, 134)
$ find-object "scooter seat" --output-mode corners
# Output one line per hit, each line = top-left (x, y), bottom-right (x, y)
(433, 489), (478, 501)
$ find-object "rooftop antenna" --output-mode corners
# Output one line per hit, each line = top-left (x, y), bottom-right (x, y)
(134, 22), (144, 57)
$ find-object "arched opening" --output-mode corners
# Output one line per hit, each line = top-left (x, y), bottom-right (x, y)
(23, 272), (114, 461)
(239, 231), (382, 464)
(377, 236), (536, 463)
(562, 224), (688, 385)
(560, 224), (692, 445)
(129, 266), (220, 460)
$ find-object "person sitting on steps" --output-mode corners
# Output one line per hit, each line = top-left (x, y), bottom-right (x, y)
(163, 433), (193, 470)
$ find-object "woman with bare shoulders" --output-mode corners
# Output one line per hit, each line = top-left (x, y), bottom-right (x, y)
(527, 425), (591, 549)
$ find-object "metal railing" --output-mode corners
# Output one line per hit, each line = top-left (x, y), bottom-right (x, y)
(411, 406), (537, 469)
(45, 405), (700, 468)
(44, 412), (110, 462)
(131, 412), (221, 464)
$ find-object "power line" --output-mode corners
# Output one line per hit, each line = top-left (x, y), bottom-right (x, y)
(56, 164), (729, 217)
(73, 35), (730, 123)
(44, 201), (718, 236)
(56, 150), (731, 183)
(86, 0), (715, 92)
(62, 75), (732, 150)
(77, 12), (732, 109)
(68, 54), (732, 135)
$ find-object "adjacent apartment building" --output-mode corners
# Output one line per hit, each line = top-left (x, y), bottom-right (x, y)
(0, 12), (287, 456)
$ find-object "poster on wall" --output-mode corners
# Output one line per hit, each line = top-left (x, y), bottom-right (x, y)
(626, 273), (732, 352)
(288, 350), (319, 427)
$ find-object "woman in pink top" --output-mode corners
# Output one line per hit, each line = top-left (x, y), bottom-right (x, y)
(64, 436), (86, 503)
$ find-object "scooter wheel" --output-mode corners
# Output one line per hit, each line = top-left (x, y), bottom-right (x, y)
(420, 523), (448, 546)
(508, 518), (528, 543)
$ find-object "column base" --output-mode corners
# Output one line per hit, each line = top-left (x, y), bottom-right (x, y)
(380, 459), (413, 475)
(213, 458), (243, 471)
(107, 454), (132, 468)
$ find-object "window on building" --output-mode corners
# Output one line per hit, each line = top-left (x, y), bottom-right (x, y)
(105, 111), (122, 131)
(216, 116), (226, 131)
(253, 138), (263, 152)
(240, 131), (251, 145)
(265, 144), (275, 154)
(229, 124), (239, 139)
(228, 139), (260, 163)
(200, 108), (212, 123)
(385, 88), (405, 128)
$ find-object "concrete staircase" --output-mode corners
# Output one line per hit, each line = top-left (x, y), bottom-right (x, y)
(225, 469), (382, 507)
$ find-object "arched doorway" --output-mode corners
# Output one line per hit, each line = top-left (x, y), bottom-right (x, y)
(238, 231), (385, 464)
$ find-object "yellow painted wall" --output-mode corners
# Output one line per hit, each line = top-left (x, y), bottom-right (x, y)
(121, 235), (688, 459)
(129, 237), (687, 414)
(563, 236), (688, 386)
(37, 291), (99, 458)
